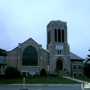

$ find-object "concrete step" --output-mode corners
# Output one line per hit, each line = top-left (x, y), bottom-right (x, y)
(59, 70), (69, 76)
(53, 70), (69, 77)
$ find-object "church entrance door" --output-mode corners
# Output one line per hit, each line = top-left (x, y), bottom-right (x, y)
(56, 59), (63, 70)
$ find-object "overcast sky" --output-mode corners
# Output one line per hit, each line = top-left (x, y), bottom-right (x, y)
(0, 0), (90, 59)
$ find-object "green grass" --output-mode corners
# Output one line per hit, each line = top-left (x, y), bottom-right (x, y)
(0, 76), (79, 84)
(75, 75), (90, 82)
(80, 77), (90, 82)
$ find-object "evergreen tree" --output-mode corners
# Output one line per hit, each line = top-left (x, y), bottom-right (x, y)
(0, 48), (7, 57)
(83, 49), (90, 78)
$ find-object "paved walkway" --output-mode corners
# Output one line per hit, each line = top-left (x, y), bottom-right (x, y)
(63, 76), (89, 83)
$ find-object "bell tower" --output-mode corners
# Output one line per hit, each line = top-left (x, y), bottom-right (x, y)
(47, 20), (71, 74)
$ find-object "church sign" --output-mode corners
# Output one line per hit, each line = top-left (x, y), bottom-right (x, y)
(29, 70), (37, 76)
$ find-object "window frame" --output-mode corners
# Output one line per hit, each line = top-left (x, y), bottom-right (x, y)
(79, 72), (82, 77)
(73, 64), (76, 69)
(22, 46), (38, 66)
(57, 50), (61, 55)
(73, 72), (77, 77)
(78, 64), (82, 69)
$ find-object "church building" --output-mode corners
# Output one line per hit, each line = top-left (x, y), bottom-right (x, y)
(0, 20), (84, 78)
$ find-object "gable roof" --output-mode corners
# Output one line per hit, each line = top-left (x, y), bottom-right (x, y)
(70, 52), (84, 60)
(22, 37), (40, 45)
(11, 37), (40, 52)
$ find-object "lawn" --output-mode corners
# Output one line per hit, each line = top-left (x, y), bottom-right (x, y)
(76, 76), (90, 82)
(81, 77), (90, 82)
(0, 76), (79, 84)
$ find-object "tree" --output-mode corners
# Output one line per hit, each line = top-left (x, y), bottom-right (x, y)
(83, 64), (90, 78)
(83, 49), (90, 78)
(5, 66), (20, 78)
(0, 48), (7, 57)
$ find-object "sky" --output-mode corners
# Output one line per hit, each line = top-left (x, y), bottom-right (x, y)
(0, 0), (90, 59)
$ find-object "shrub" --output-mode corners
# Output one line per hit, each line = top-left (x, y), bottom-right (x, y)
(83, 64), (90, 78)
(40, 69), (47, 77)
(0, 75), (5, 78)
(49, 74), (59, 77)
(5, 66), (20, 78)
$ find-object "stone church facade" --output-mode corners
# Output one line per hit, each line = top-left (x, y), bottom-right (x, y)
(0, 20), (84, 78)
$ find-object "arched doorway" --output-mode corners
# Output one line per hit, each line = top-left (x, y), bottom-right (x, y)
(56, 59), (63, 70)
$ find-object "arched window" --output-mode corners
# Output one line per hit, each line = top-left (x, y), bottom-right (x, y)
(58, 29), (61, 42)
(62, 30), (64, 42)
(22, 46), (38, 66)
(55, 29), (57, 42)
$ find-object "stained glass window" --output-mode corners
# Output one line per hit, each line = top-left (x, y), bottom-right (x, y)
(22, 46), (38, 66)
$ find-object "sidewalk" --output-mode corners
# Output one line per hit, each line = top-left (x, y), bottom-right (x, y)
(63, 76), (89, 83)
(0, 83), (80, 86)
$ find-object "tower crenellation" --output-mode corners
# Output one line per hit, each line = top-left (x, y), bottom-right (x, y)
(47, 20), (67, 29)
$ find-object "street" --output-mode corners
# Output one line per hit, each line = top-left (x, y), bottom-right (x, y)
(0, 85), (87, 90)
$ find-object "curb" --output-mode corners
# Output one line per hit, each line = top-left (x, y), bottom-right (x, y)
(0, 84), (81, 86)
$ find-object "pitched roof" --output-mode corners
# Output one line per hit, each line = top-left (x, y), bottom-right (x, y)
(70, 52), (84, 60)
(45, 49), (50, 53)
(21, 37), (40, 46)
(10, 37), (40, 52)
